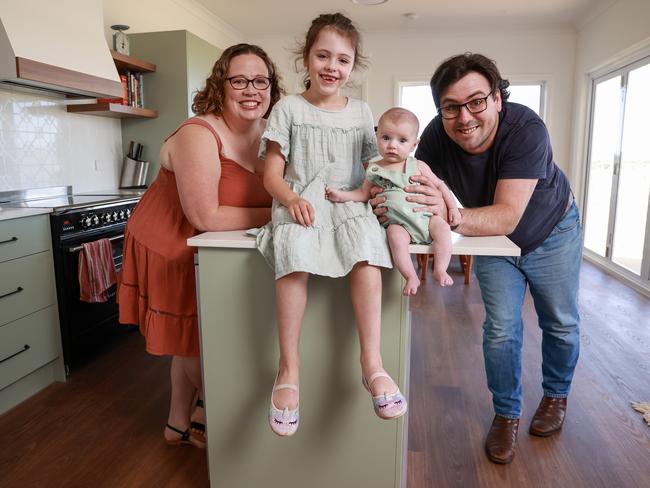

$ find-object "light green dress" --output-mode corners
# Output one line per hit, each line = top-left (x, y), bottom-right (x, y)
(366, 156), (433, 244)
(255, 94), (392, 279)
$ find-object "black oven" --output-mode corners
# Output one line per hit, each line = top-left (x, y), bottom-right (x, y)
(50, 198), (139, 375)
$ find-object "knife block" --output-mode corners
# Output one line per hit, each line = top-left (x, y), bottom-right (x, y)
(119, 156), (149, 188)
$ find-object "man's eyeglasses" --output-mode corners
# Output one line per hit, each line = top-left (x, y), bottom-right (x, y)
(226, 76), (271, 90)
(438, 90), (494, 119)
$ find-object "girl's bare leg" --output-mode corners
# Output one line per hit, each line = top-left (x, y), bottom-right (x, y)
(429, 216), (454, 287)
(273, 272), (309, 410)
(386, 224), (420, 295)
(349, 262), (397, 395)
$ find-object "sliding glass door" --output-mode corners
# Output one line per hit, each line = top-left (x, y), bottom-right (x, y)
(584, 58), (650, 283)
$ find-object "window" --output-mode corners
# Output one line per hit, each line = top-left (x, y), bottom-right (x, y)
(583, 57), (650, 283)
(398, 81), (546, 136)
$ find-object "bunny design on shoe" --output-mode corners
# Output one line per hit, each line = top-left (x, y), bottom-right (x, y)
(363, 371), (408, 420)
(269, 379), (299, 437)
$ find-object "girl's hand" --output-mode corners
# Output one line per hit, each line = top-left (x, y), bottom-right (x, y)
(449, 207), (462, 227)
(287, 197), (315, 227)
(325, 186), (344, 202)
(405, 174), (447, 218)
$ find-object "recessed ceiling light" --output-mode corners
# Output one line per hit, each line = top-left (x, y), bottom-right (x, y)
(351, 0), (388, 5)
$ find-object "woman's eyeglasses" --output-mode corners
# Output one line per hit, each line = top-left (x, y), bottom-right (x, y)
(226, 76), (271, 90)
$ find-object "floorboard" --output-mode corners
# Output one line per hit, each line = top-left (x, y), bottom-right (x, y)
(0, 260), (648, 487)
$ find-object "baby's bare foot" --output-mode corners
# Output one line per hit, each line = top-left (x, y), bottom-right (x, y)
(402, 276), (420, 295)
(434, 271), (454, 287)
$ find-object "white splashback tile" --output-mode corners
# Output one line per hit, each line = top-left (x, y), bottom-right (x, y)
(0, 89), (122, 192)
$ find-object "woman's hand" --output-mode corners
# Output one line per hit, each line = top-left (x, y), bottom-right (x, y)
(287, 197), (315, 227)
(404, 174), (448, 218)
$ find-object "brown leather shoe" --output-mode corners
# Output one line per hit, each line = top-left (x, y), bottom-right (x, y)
(485, 415), (519, 464)
(529, 396), (567, 437)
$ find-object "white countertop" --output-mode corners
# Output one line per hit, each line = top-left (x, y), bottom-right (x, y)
(0, 207), (52, 221)
(188, 230), (520, 257)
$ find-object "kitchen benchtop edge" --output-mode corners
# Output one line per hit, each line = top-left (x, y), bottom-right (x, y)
(188, 230), (521, 256)
(0, 207), (53, 221)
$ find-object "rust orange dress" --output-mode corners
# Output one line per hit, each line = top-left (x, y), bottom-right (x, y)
(118, 118), (271, 356)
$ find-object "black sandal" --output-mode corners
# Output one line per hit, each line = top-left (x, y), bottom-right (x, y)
(165, 423), (205, 449)
(190, 398), (206, 442)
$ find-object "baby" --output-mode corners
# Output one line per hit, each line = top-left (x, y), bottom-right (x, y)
(326, 107), (461, 294)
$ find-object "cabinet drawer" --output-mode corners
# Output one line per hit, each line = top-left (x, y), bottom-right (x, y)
(0, 306), (60, 391)
(0, 251), (56, 327)
(0, 215), (50, 263)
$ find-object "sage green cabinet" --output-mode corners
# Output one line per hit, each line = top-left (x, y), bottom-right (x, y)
(0, 215), (65, 415)
(121, 30), (222, 184)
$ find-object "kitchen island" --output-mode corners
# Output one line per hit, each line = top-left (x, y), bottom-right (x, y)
(188, 231), (519, 488)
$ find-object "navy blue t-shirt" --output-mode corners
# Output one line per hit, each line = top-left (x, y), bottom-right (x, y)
(415, 102), (571, 255)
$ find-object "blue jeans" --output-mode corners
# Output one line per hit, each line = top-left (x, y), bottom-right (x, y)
(474, 201), (583, 418)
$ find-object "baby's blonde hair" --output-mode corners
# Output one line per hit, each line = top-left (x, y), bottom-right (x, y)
(378, 107), (419, 135)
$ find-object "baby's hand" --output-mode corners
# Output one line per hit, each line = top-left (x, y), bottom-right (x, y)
(287, 197), (315, 227)
(325, 186), (345, 203)
(449, 207), (462, 227)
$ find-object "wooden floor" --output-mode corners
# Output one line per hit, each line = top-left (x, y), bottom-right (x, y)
(1, 260), (649, 487)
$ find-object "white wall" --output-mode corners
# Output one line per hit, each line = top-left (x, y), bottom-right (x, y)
(252, 29), (577, 176)
(102, 0), (242, 50)
(0, 0), (242, 193)
(570, 0), (650, 203)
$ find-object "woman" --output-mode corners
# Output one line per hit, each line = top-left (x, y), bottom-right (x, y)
(118, 44), (284, 448)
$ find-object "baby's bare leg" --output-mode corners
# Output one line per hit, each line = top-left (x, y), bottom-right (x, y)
(386, 224), (420, 295)
(429, 216), (454, 287)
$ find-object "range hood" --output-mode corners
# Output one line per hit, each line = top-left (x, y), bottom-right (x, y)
(0, 0), (122, 98)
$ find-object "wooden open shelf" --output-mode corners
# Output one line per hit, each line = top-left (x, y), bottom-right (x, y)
(66, 103), (158, 118)
(66, 51), (157, 118)
(110, 50), (156, 73)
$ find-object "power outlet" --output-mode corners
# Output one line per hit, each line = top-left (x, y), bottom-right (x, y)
(94, 159), (104, 171)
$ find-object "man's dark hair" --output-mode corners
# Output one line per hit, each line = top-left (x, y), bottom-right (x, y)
(430, 53), (510, 109)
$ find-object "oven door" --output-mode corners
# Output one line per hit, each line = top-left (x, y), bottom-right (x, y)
(55, 233), (126, 373)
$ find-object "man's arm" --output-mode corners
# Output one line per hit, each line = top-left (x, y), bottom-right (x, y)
(455, 178), (537, 236)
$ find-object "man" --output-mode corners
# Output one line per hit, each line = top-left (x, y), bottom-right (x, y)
(397, 53), (582, 464)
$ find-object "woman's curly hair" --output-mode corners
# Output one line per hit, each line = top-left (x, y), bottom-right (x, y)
(192, 43), (284, 118)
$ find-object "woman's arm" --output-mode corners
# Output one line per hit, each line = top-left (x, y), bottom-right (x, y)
(263, 141), (315, 227)
(170, 125), (270, 232)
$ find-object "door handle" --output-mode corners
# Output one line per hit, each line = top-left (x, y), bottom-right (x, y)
(0, 286), (23, 300)
(0, 236), (18, 245)
(0, 344), (30, 364)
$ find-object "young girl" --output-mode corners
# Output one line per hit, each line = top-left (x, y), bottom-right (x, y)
(326, 107), (462, 294)
(255, 13), (407, 437)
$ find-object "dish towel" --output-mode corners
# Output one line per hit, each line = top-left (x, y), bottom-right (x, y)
(78, 238), (117, 303)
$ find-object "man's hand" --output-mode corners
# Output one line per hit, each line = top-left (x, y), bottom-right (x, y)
(449, 207), (462, 226)
(286, 197), (315, 227)
(368, 185), (388, 224)
(404, 174), (447, 218)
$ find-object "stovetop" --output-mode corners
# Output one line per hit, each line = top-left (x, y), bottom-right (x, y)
(0, 186), (145, 212)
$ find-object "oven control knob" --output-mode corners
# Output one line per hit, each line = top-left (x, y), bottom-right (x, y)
(126, 209), (132, 218)
(91, 214), (100, 226)
(103, 213), (112, 223)
(81, 216), (91, 229)
(118, 210), (126, 220)
(112, 211), (119, 221)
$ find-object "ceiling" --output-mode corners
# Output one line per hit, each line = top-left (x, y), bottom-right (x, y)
(194, 0), (618, 37)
